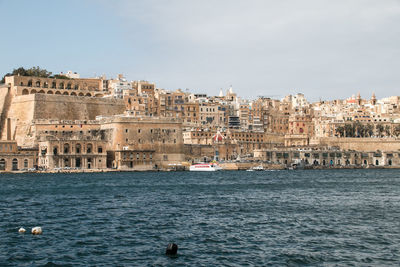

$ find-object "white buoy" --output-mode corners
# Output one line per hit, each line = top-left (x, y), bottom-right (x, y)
(18, 227), (26, 233)
(31, 227), (42, 235)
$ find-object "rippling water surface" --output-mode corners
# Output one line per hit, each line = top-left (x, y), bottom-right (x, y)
(1, 170), (400, 266)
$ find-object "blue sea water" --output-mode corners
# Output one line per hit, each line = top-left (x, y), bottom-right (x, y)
(0, 169), (400, 266)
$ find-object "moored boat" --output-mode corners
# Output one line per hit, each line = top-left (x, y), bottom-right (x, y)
(189, 163), (222, 171)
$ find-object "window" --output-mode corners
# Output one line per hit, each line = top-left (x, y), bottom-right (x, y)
(0, 159), (5, 170)
(98, 147), (103, 153)
(138, 129), (141, 133)
(136, 153), (140, 160)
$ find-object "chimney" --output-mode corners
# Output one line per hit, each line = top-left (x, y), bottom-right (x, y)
(6, 118), (11, 141)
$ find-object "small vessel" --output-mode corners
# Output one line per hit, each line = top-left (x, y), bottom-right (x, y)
(247, 165), (264, 171)
(189, 163), (222, 171)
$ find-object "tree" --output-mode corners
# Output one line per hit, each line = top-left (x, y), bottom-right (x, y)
(335, 126), (344, 137)
(384, 125), (391, 137)
(365, 124), (374, 137)
(393, 125), (400, 137)
(376, 124), (384, 137)
(1, 66), (52, 83)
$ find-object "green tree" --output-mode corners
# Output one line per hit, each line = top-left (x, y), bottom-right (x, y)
(1, 66), (52, 83)
(384, 125), (391, 137)
(393, 125), (400, 137)
(376, 124), (384, 137)
(335, 125), (344, 137)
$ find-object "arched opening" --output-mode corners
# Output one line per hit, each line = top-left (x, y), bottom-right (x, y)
(64, 158), (70, 167)
(51, 81), (56, 89)
(55, 91), (61, 95)
(375, 160), (379, 166)
(59, 82), (64, 89)
(322, 160), (326, 166)
(78, 92), (84, 96)
(388, 159), (392, 166)
(85, 93), (92, 97)
(76, 158), (81, 168)
(43, 82), (48, 88)
(87, 158), (92, 169)
(0, 159), (5, 170)
(28, 80), (32, 87)
(12, 158), (18, 171)
(87, 144), (93, 154)
(22, 89), (29, 95)
(36, 81), (41, 87)
(38, 90), (45, 94)
(76, 144), (81, 154)
(64, 144), (70, 154)
(24, 159), (28, 168)
(20, 82), (24, 86)
(70, 92), (77, 96)
(74, 84), (79, 90)
(53, 146), (58, 155)
(364, 160), (367, 165)
(63, 92), (69, 95)
(31, 89), (37, 94)
(47, 90), (53, 94)
(67, 83), (72, 89)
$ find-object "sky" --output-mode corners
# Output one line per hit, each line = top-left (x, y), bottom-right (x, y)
(1, 0), (400, 101)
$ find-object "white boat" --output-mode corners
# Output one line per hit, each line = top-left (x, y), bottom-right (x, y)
(189, 163), (222, 171)
(247, 165), (264, 171)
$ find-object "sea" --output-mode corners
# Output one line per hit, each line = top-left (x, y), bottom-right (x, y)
(0, 169), (399, 266)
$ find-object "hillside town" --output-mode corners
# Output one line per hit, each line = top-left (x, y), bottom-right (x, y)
(1, 68), (400, 171)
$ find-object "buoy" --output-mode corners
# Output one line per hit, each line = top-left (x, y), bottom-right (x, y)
(165, 243), (178, 255)
(31, 227), (42, 235)
(18, 227), (26, 233)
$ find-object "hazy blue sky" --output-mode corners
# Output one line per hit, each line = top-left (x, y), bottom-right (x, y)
(1, 0), (399, 101)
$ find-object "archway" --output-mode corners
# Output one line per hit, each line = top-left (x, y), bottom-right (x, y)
(85, 93), (92, 97)
(38, 90), (45, 94)
(22, 89), (29, 95)
(55, 91), (61, 95)
(63, 92), (69, 95)
(12, 158), (18, 171)
(31, 89), (37, 94)
(0, 159), (5, 170)
(70, 92), (77, 96)
(78, 93), (84, 96)
(47, 90), (54, 94)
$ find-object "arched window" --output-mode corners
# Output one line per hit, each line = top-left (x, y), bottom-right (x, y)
(76, 144), (81, 154)
(43, 82), (48, 88)
(74, 84), (79, 90)
(24, 159), (28, 168)
(67, 83), (72, 89)
(52, 81), (56, 89)
(376, 160), (379, 165)
(0, 159), (5, 170)
(36, 81), (41, 87)
(64, 144), (70, 154)
(28, 80), (33, 87)
(53, 146), (58, 155)
(22, 89), (29, 95)
(59, 82), (64, 89)
(86, 144), (92, 154)
(12, 158), (18, 171)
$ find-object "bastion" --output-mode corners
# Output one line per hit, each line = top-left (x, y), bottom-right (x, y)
(3, 94), (125, 147)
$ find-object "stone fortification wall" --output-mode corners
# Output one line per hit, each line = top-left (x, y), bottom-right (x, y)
(5, 94), (125, 147)
(310, 137), (400, 152)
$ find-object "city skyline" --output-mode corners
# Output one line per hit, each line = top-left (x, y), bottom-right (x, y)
(1, 0), (400, 101)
